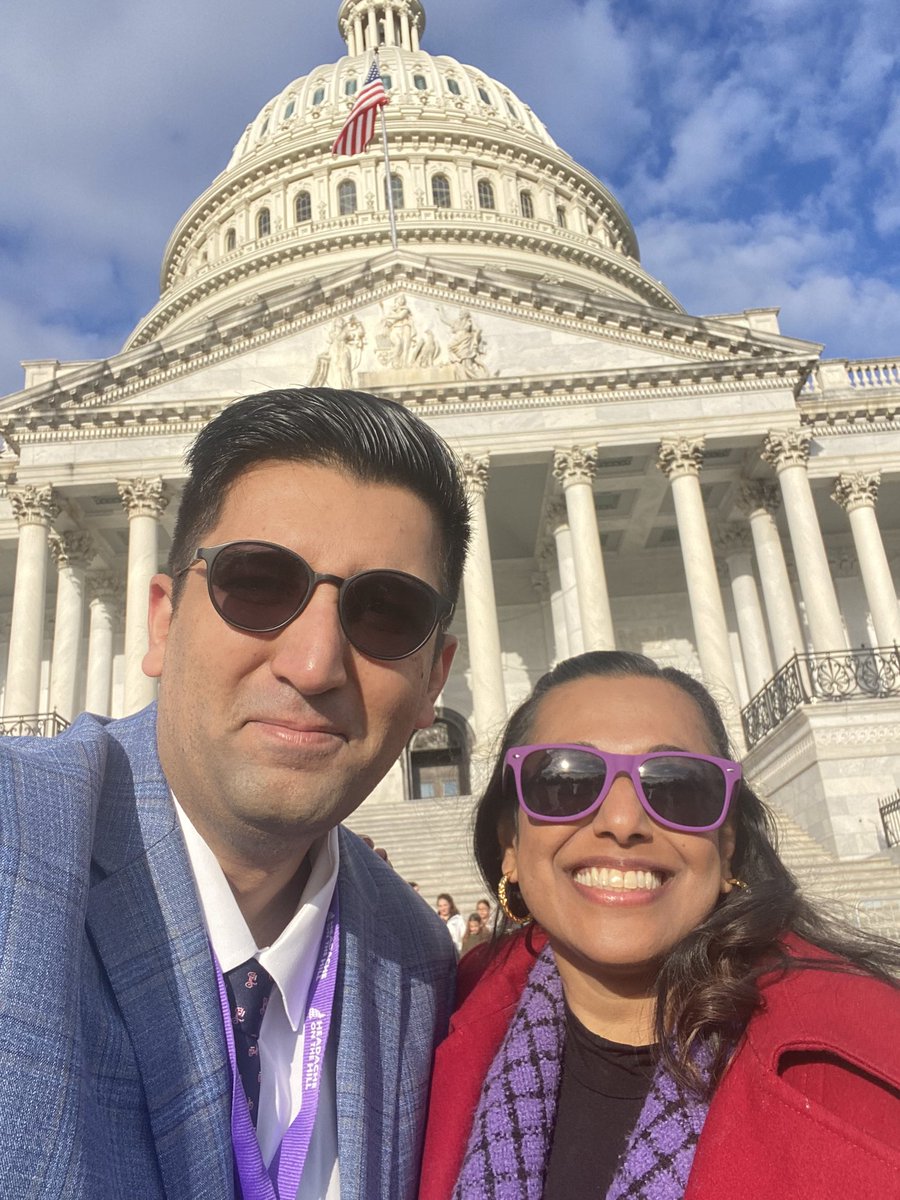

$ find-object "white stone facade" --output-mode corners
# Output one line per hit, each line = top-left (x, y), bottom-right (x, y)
(2, 0), (899, 862)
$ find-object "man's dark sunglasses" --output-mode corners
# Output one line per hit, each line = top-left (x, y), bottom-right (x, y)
(179, 540), (454, 660)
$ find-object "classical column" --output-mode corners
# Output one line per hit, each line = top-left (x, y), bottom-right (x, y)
(657, 438), (743, 732)
(531, 569), (557, 668)
(714, 524), (773, 697)
(762, 430), (846, 652)
(48, 531), (94, 722)
(547, 500), (584, 655)
(537, 546), (569, 662)
(553, 447), (615, 651)
(5, 484), (60, 716)
(400, 6), (411, 47)
(736, 482), (805, 667)
(460, 455), (506, 747)
(118, 478), (169, 714)
(85, 574), (121, 717)
(831, 472), (900, 647)
(367, 5), (379, 47)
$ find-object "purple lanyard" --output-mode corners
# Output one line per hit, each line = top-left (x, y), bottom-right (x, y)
(212, 894), (340, 1200)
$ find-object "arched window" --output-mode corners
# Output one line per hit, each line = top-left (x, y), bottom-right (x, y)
(504, 97), (518, 119)
(407, 713), (470, 799)
(338, 179), (357, 215)
(477, 86), (492, 105)
(381, 74), (393, 91)
(256, 207), (271, 238)
(283, 99), (296, 120)
(224, 227), (236, 252)
(431, 174), (451, 208)
(295, 191), (312, 223)
(312, 86), (326, 105)
(446, 77), (461, 95)
(477, 178), (496, 210)
(556, 205), (567, 229)
(413, 74), (427, 90)
(519, 190), (534, 219)
(260, 117), (270, 135)
(345, 78), (358, 96)
(384, 174), (404, 210)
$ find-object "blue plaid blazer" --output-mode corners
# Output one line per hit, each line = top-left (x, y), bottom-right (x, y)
(0, 704), (455, 1198)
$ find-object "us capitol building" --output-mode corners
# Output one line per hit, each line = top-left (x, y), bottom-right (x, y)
(2, 0), (899, 917)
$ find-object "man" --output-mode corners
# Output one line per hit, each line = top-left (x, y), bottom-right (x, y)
(0, 388), (470, 1199)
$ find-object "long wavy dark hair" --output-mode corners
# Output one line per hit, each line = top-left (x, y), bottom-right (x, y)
(473, 651), (900, 1095)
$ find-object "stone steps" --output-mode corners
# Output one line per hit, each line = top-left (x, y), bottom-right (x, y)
(347, 794), (900, 938)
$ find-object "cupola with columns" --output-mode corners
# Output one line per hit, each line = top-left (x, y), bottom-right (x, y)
(124, 0), (679, 349)
(338, 0), (426, 54)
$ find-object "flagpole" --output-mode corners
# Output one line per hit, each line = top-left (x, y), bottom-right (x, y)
(375, 50), (398, 251)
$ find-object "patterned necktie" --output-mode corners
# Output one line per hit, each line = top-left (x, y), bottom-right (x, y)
(224, 958), (275, 1128)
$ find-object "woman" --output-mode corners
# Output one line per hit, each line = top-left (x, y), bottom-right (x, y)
(437, 892), (466, 955)
(461, 913), (491, 957)
(419, 652), (900, 1200)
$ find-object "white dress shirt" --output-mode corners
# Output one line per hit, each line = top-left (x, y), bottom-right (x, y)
(175, 799), (341, 1199)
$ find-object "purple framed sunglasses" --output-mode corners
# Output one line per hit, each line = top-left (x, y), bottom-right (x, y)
(504, 744), (742, 833)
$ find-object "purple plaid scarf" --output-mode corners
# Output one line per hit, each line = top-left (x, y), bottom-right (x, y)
(452, 944), (711, 1200)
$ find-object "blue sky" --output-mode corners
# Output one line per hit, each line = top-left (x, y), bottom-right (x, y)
(1, 0), (898, 398)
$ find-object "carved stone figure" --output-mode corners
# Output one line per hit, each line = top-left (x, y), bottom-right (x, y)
(309, 316), (366, 387)
(442, 308), (488, 380)
(376, 296), (418, 368)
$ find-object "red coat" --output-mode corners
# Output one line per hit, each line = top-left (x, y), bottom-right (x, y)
(419, 930), (900, 1200)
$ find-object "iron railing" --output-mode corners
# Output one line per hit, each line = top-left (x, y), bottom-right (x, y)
(0, 711), (70, 738)
(879, 789), (900, 850)
(741, 645), (900, 749)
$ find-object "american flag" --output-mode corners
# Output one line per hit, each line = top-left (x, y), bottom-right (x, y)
(331, 60), (390, 157)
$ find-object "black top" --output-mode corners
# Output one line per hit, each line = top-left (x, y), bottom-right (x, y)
(543, 1006), (656, 1200)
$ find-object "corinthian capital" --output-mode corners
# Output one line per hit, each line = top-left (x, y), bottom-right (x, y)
(117, 477), (170, 519)
(49, 531), (95, 570)
(552, 446), (598, 488)
(831, 471), (881, 513)
(713, 523), (752, 559)
(736, 480), (780, 518)
(459, 453), (490, 496)
(657, 436), (705, 480)
(545, 497), (569, 532)
(88, 572), (124, 609)
(761, 428), (810, 471)
(8, 483), (61, 528)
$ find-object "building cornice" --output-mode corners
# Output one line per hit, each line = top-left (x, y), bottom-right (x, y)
(1, 358), (812, 451)
(0, 256), (818, 425)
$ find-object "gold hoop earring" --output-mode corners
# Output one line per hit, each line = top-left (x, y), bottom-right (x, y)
(725, 877), (748, 891)
(498, 874), (531, 925)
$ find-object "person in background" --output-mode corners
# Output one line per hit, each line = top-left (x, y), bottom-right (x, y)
(0, 386), (471, 1200)
(420, 651), (900, 1200)
(461, 913), (491, 958)
(436, 893), (467, 955)
(475, 897), (495, 930)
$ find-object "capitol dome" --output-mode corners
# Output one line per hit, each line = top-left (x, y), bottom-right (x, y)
(125, 0), (682, 348)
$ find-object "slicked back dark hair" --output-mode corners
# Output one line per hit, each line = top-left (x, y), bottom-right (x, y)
(168, 387), (470, 604)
